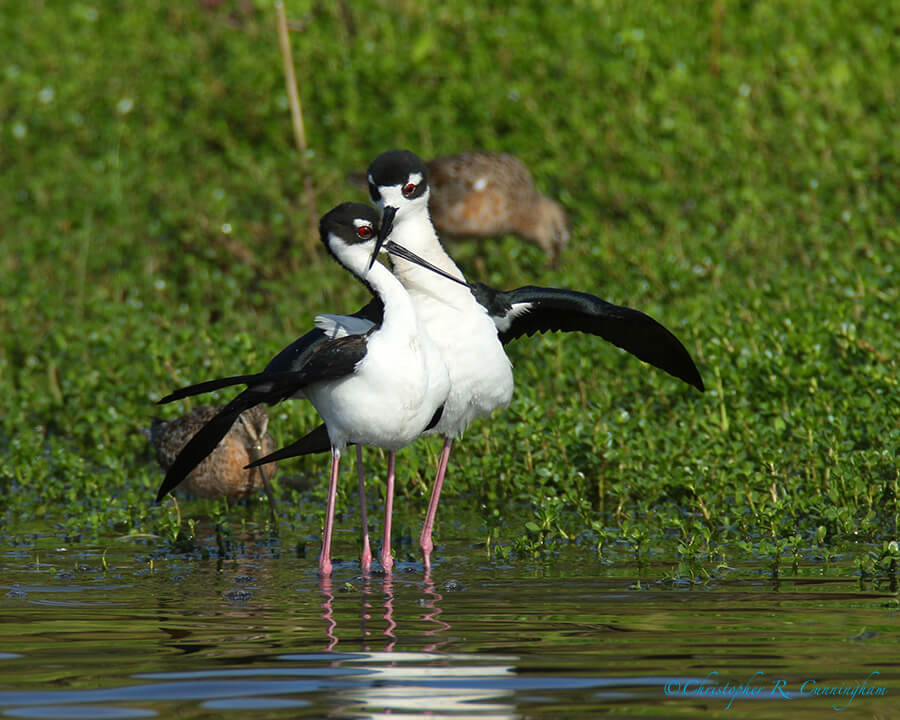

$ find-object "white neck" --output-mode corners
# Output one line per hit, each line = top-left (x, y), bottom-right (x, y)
(329, 238), (417, 336)
(386, 205), (474, 305)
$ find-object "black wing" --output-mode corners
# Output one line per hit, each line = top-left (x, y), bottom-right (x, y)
(263, 298), (383, 375)
(155, 388), (266, 501)
(158, 373), (267, 404)
(246, 422), (332, 468)
(155, 334), (370, 501)
(471, 283), (704, 392)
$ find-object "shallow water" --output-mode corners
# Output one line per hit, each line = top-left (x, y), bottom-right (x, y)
(1, 535), (897, 719)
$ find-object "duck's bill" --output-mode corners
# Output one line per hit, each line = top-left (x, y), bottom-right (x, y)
(383, 241), (471, 289)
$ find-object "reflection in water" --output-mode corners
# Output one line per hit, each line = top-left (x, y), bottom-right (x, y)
(381, 575), (396, 652)
(358, 576), (373, 649)
(422, 572), (451, 653)
(320, 576), (338, 652)
(313, 573), (517, 718)
(335, 686), (514, 720)
(317, 574), (449, 655)
(3, 543), (900, 719)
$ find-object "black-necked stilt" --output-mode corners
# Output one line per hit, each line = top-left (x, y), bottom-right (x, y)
(368, 150), (518, 571)
(155, 202), (450, 575)
(280, 150), (704, 572)
(144, 404), (278, 516)
(351, 152), (569, 262)
(257, 274), (706, 569)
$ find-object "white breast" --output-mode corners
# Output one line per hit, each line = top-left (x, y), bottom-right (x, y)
(405, 283), (513, 438)
(385, 207), (515, 438)
(306, 259), (450, 451)
(306, 339), (435, 450)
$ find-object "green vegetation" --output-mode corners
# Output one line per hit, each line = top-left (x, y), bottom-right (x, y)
(1, 1), (897, 581)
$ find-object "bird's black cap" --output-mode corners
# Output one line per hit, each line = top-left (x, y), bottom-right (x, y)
(367, 150), (428, 192)
(319, 202), (380, 246)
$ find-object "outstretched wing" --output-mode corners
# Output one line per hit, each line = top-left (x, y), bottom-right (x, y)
(155, 334), (371, 501)
(155, 390), (263, 501)
(471, 283), (704, 392)
(158, 373), (266, 404)
(158, 299), (383, 406)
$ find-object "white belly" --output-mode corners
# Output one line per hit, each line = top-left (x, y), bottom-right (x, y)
(306, 323), (449, 451)
(410, 289), (514, 437)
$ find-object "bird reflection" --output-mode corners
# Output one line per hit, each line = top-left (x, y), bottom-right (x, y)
(319, 576), (339, 652)
(381, 575), (397, 652)
(421, 573), (451, 653)
(315, 574), (516, 719)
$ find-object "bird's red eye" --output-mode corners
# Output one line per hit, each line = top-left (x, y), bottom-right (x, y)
(357, 225), (373, 240)
(403, 182), (416, 197)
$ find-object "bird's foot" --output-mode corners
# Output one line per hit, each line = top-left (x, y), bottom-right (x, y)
(419, 532), (434, 572)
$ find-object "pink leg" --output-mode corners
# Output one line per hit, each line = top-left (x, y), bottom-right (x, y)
(380, 451), (396, 574)
(420, 437), (453, 573)
(319, 447), (341, 576)
(357, 445), (372, 574)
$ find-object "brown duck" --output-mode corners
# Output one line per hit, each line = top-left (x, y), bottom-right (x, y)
(145, 405), (278, 518)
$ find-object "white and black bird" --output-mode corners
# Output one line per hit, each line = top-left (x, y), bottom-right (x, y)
(155, 202), (450, 576)
(249, 150), (704, 573)
(350, 151), (569, 262)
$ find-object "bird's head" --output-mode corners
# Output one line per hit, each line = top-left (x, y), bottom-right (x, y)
(236, 405), (270, 451)
(366, 149), (430, 247)
(319, 202), (385, 273)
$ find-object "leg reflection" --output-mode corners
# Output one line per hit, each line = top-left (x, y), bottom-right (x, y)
(382, 574), (396, 652)
(422, 573), (451, 653)
(360, 575), (373, 651)
(316, 570), (453, 655)
(319, 575), (338, 652)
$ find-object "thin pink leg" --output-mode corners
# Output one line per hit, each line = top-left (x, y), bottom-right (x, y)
(357, 445), (372, 574)
(380, 451), (396, 574)
(420, 437), (453, 573)
(319, 447), (341, 576)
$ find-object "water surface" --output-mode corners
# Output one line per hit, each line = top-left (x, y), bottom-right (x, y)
(1, 536), (897, 719)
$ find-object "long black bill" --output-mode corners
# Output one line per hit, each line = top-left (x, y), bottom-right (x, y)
(368, 205), (398, 270)
(383, 240), (471, 289)
(367, 231), (388, 271)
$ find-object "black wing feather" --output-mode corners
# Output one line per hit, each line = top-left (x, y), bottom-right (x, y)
(155, 334), (370, 500)
(474, 283), (704, 392)
(158, 373), (269, 404)
(155, 388), (264, 501)
(263, 298), (383, 375)
(246, 422), (332, 468)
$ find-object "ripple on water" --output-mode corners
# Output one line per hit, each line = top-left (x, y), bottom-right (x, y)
(202, 698), (309, 710)
(2, 707), (157, 719)
(0, 539), (898, 719)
